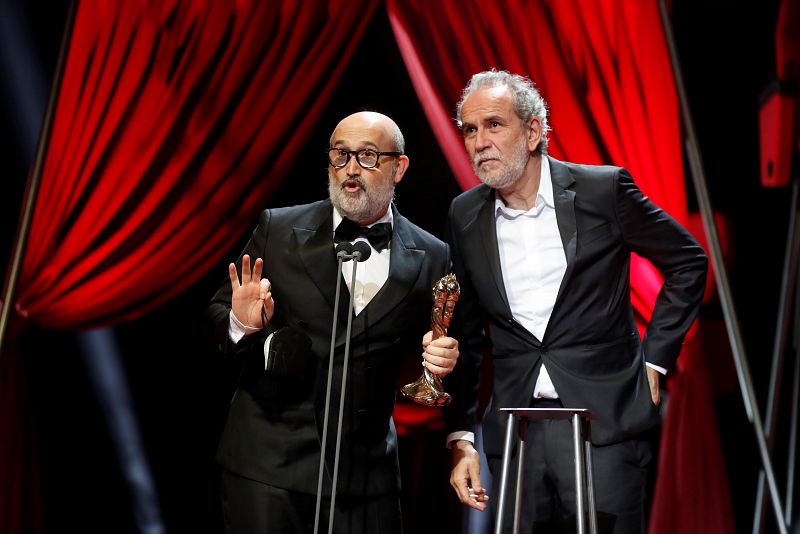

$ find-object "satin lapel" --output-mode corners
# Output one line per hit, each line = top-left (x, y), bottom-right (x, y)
(347, 209), (424, 342)
(476, 190), (511, 312)
(294, 207), (349, 324)
(550, 157), (577, 318)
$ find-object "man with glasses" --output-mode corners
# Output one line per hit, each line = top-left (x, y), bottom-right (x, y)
(206, 111), (459, 533)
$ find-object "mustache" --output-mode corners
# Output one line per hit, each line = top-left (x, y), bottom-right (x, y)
(473, 150), (501, 166)
(340, 176), (367, 190)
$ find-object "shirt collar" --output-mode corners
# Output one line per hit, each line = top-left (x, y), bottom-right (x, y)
(332, 204), (393, 233)
(495, 156), (554, 218)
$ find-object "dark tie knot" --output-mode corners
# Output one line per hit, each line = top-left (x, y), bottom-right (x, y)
(334, 218), (392, 252)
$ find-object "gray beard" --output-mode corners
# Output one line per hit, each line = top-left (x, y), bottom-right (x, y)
(473, 137), (530, 190)
(328, 169), (396, 223)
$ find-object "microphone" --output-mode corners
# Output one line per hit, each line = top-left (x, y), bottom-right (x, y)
(314, 237), (372, 533)
(351, 240), (372, 262)
(335, 242), (353, 261)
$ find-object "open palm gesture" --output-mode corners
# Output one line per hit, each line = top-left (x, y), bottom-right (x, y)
(228, 254), (274, 329)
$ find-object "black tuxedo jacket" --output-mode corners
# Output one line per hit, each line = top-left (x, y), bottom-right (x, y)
(443, 157), (708, 452)
(206, 199), (450, 497)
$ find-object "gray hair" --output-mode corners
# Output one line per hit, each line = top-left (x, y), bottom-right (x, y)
(390, 124), (405, 153)
(456, 69), (551, 154)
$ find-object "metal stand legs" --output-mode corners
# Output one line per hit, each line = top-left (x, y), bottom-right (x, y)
(494, 408), (597, 534)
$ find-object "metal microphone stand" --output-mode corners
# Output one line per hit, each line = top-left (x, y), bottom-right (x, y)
(314, 241), (372, 534)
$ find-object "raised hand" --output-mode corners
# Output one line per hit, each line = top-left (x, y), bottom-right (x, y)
(228, 254), (274, 329)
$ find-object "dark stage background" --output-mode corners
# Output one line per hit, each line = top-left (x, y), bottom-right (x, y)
(0, 1), (791, 532)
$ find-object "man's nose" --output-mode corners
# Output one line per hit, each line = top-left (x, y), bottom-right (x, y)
(345, 154), (361, 175)
(474, 128), (491, 151)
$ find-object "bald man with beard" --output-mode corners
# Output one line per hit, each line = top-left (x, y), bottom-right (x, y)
(206, 112), (459, 534)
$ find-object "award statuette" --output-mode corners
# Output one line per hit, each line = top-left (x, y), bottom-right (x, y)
(401, 274), (460, 406)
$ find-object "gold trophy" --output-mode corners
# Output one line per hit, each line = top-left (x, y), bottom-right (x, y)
(401, 274), (460, 406)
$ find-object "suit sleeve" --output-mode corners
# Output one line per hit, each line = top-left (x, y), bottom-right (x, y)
(442, 201), (486, 436)
(614, 168), (709, 370)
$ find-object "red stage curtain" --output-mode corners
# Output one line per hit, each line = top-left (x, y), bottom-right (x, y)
(2, 1), (378, 531)
(387, 0), (733, 531)
(13, 0), (379, 331)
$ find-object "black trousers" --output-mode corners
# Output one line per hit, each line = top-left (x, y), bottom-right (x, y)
(487, 402), (654, 534)
(221, 469), (403, 534)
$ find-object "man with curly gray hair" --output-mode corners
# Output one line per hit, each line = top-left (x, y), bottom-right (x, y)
(443, 69), (708, 533)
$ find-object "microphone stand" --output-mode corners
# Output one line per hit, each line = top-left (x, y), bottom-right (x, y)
(314, 241), (372, 534)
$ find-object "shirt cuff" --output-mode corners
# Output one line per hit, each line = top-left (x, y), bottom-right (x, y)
(228, 311), (262, 343)
(228, 312), (275, 370)
(446, 431), (475, 448)
(646, 362), (667, 375)
(262, 332), (275, 370)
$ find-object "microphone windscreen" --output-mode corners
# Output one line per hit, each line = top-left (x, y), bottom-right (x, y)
(352, 241), (372, 262)
(335, 242), (353, 260)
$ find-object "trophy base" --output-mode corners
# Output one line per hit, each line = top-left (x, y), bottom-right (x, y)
(400, 370), (452, 407)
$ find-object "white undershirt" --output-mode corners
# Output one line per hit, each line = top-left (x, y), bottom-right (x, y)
(495, 156), (564, 399)
(447, 159), (562, 446)
(334, 208), (392, 316)
(227, 206), (392, 368)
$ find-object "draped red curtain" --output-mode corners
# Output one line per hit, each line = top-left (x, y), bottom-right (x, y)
(2, 1), (379, 531)
(2, 0), (736, 531)
(387, 0), (733, 532)
(388, 0), (685, 321)
(13, 0), (379, 331)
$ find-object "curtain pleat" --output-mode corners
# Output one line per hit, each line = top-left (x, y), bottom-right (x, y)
(15, 0), (380, 330)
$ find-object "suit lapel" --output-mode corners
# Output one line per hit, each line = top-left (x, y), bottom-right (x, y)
(475, 191), (512, 313)
(549, 156), (577, 321)
(294, 204), (350, 325)
(347, 207), (424, 341)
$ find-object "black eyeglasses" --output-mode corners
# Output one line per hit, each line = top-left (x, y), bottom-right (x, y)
(327, 148), (403, 169)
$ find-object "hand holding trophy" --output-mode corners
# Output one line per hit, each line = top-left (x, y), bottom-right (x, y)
(401, 274), (460, 406)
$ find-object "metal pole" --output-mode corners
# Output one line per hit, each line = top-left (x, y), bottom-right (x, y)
(512, 418), (527, 534)
(785, 340), (798, 526)
(0, 0), (76, 359)
(327, 253), (362, 534)
(753, 181), (799, 533)
(314, 252), (347, 534)
(658, 2), (788, 532)
(784, 273), (800, 527)
(494, 412), (516, 534)
(573, 413), (587, 534)
(584, 418), (598, 534)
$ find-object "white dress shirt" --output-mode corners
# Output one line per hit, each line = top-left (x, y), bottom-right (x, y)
(334, 208), (392, 315)
(495, 156), (564, 399)
(447, 158), (563, 447)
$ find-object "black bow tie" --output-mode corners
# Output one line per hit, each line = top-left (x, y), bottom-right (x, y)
(334, 218), (392, 252)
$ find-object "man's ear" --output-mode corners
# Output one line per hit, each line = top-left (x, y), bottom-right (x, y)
(392, 155), (409, 184)
(527, 117), (542, 153)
